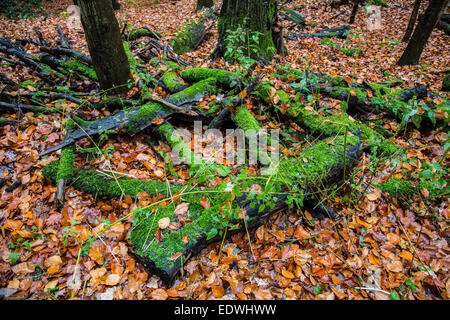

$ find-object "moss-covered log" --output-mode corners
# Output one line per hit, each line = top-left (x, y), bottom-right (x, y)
(252, 80), (401, 156)
(166, 78), (217, 106)
(43, 161), (182, 199)
(171, 20), (208, 55)
(131, 134), (361, 285)
(180, 68), (241, 88)
(125, 28), (161, 41)
(160, 70), (186, 93)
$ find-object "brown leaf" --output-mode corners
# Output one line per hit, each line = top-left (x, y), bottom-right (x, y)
(158, 217), (171, 229)
(200, 197), (210, 210)
(174, 202), (189, 216)
(104, 273), (120, 286)
(151, 288), (168, 300)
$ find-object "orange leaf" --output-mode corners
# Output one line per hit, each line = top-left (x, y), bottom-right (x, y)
(169, 252), (183, 261)
(281, 269), (295, 279)
(212, 286), (225, 298)
(294, 225), (311, 239)
(200, 197), (211, 210)
(151, 288), (168, 300)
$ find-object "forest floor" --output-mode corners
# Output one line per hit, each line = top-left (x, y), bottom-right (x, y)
(0, 0), (449, 300)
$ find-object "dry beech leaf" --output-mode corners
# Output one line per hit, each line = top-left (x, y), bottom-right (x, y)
(104, 273), (120, 286)
(281, 269), (295, 279)
(366, 193), (379, 201)
(174, 202), (189, 216)
(152, 288), (168, 300)
(158, 217), (170, 229)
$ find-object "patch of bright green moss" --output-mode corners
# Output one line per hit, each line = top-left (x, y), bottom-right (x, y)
(160, 71), (184, 93)
(126, 102), (170, 135)
(62, 59), (97, 80)
(166, 78), (217, 106)
(180, 68), (240, 88)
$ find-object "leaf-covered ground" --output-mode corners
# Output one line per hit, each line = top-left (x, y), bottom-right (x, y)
(0, 0), (449, 300)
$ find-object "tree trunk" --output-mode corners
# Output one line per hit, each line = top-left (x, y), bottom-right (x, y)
(349, 0), (361, 24)
(401, 0), (421, 42)
(397, 0), (449, 66)
(196, 0), (214, 11)
(77, 0), (132, 94)
(74, 0), (120, 10)
(214, 0), (286, 62)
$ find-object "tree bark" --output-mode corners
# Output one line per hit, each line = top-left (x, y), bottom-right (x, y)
(77, 0), (132, 94)
(397, 0), (449, 66)
(401, 0), (421, 42)
(349, 0), (361, 24)
(214, 0), (286, 61)
(73, 0), (120, 10)
(196, 0), (214, 11)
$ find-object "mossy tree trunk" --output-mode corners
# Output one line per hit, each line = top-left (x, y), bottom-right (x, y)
(196, 0), (214, 11)
(397, 0), (449, 66)
(214, 0), (286, 61)
(78, 0), (132, 94)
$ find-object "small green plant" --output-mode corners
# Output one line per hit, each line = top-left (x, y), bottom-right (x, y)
(224, 21), (275, 66)
(8, 252), (20, 265)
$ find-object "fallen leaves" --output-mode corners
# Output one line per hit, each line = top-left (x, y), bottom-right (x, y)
(158, 217), (171, 229)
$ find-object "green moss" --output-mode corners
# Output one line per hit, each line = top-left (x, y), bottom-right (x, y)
(328, 76), (346, 87)
(274, 65), (305, 81)
(165, 61), (180, 71)
(159, 122), (203, 165)
(149, 57), (161, 67)
(376, 178), (416, 197)
(171, 20), (206, 55)
(56, 146), (75, 181)
(180, 68), (241, 88)
(160, 71), (184, 93)
(288, 103), (400, 156)
(43, 160), (181, 199)
(62, 59), (98, 80)
(56, 118), (76, 181)
(166, 78), (217, 105)
(126, 28), (161, 40)
(368, 83), (390, 96)
(233, 105), (261, 133)
(126, 102), (170, 135)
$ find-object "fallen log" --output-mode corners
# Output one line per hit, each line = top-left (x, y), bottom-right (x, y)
(289, 25), (350, 39)
(42, 134), (362, 286)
